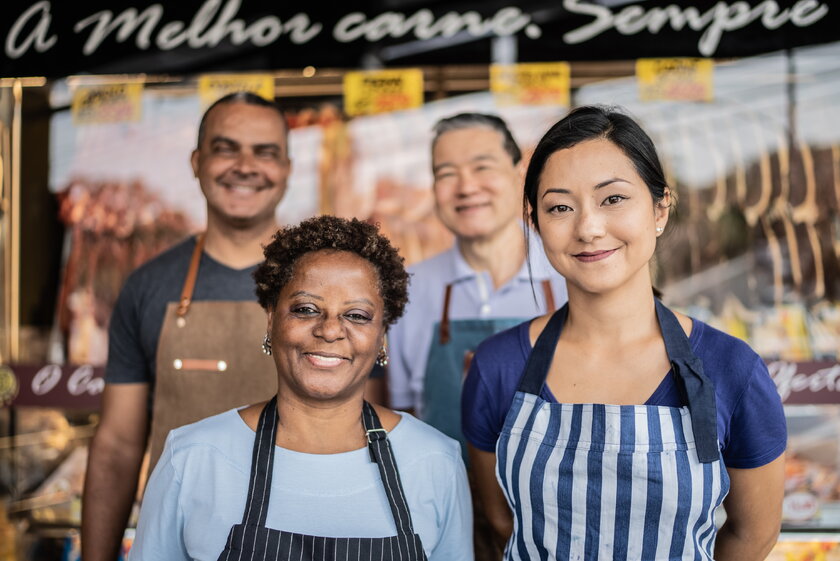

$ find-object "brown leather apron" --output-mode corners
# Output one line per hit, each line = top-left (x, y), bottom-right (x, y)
(148, 234), (277, 470)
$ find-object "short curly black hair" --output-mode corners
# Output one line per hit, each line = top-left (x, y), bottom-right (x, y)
(254, 215), (409, 326)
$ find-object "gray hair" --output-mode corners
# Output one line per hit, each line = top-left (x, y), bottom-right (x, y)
(432, 113), (522, 164)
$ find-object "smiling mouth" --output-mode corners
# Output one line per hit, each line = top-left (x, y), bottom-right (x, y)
(220, 183), (272, 194)
(455, 202), (491, 213)
(573, 249), (617, 263)
(304, 352), (347, 367)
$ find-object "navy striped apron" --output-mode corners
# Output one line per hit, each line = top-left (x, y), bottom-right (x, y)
(496, 301), (730, 560)
(217, 397), (427, 561)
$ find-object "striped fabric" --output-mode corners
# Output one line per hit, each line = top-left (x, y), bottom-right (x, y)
(217, 398), (427, 561)
(497, 392), (730, 561)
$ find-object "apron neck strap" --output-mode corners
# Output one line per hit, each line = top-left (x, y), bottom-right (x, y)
(176, 233), (205, 320)
(517, 304), (568, 395)
(362, 402), (417, 537)
(240, 396), (279, 528)
(439, 284), (453, 344)
(654, 299), (720, 463)
(239, 398), (418, 535)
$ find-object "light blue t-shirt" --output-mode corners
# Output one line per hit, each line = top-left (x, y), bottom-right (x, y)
(130, 409), (473, 561)
(388, 239), (567, 413)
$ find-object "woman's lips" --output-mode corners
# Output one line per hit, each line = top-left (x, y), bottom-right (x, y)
(573, 249), (617, 263)
(304, 353), (345, 367)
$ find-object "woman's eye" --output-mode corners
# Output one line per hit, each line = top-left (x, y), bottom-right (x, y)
(604, 195), (627, 205)
(292, 305), (318, 316)
(345, 312), (372, 323)
(549, 204), (572, 213)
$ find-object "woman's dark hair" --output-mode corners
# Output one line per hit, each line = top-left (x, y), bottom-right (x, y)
(254, 215), (409, 326)
(524, 105), (669, 230)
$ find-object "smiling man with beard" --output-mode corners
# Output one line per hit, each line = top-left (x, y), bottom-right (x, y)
(82, 92), (291, 561)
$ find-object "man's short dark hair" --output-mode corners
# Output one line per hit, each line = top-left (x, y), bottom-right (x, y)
(432, 113), (522, 164)
(196, 91), (287, 147)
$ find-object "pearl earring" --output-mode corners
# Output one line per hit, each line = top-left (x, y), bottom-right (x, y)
(656, 227), (664, 233)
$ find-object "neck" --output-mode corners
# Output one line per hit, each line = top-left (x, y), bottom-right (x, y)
(203, 215), (279, 269)
(274, 391), (367, 454)
(563, 270), (659, 346)
(457, 222), (525, 289)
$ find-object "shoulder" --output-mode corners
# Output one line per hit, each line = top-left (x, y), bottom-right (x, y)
(122, 237), (195, 291)
(389, 413), (462, 466)
(690, 319), (764, 389)
(165, 408), (250, 470)
(474, 320), (532, 366)
(407, 249), (457, 283)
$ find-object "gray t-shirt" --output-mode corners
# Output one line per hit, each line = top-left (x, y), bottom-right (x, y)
(105, 236), (258, 389)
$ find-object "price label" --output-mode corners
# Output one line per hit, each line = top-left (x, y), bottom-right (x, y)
(491, 62), (570, 106)
(198, 74), (275, 108)
(71, 83), (143, 125)
(637, 58), (714, 102)
(344, 69), (424, 116)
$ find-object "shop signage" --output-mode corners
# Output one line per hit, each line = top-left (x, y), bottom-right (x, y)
(343, 69), (424, 116)
(490, 62), (571, 106)
(768, 360), (840, 404)
(71, 83), (144, 125)
(636, 58), (714, 102)
(2, 1), (837, 78)
(4, 364), (104, 410)
(197, 73), (275, 107)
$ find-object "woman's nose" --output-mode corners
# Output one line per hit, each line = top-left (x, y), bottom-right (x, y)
(314, 314), (344, 341)
(574, 208), (606, 242)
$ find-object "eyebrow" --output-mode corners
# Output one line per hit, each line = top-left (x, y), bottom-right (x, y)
(288, 291), (374, 307)
(211, 136), (283, 153)
(433, 153), (498, 174)
(541, 177), (630, 198)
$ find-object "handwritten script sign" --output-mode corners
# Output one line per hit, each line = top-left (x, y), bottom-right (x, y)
(5, 364), (105, 410)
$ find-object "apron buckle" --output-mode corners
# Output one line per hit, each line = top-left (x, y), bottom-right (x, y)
(366, 427), (387, 443)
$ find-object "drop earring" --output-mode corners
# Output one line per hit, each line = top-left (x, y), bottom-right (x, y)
(261, 333), (272, 356)
(375, 337), (389, 367)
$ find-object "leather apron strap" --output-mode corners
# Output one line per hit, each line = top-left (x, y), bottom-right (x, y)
(175, 233), (205, 325)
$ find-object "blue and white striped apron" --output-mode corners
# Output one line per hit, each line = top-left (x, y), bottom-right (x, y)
(496, 301), (730, 560)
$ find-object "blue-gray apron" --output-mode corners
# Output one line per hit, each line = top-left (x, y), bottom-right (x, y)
(496, 300), (729, 560)
(422, 280), (556, 452)
(217, 397), (427, 561)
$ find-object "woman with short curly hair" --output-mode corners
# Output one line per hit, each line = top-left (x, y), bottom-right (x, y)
(131, 215), (474, 561)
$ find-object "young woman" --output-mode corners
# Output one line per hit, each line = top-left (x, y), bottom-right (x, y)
(462, 106), (786, 560)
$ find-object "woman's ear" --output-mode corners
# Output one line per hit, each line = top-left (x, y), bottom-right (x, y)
(654, 188), (672, 234)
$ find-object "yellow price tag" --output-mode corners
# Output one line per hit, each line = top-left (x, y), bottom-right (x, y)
(343, 69), (424, 116)
(491, 62), (570, 106)
(637, 58), (714, 102)
(198, 74), (275, 108)
(71, 83), (144, 125)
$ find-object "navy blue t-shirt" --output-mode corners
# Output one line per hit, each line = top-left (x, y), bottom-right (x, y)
(462, 317), (787, 469)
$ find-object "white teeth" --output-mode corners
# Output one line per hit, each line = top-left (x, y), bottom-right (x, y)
(307, 354), (343, 366)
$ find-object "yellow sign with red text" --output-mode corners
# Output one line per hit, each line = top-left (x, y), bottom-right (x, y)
(71, 83), (144, 125)
(198, 74), (275, 108)
(637, 58), (714, 102)
(490, 62), (571, 106)
(343, 69), (424, 116)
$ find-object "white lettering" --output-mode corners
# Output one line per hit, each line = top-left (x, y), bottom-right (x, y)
(334, 12), (367, 42)
(283, 14), (322, 44)
(31, 365), (62, 396)
(768, 361), (840, 402)
(156, 20), (188, 49)
(790, 0), (829, 26)
(74, 5), (163, 54)
(67, 365), (105, 396)
(333, 7), (532, 43)
(563, 0), (613, 44)
(6, 1), (58, 59)
(563, 0), (829, 56)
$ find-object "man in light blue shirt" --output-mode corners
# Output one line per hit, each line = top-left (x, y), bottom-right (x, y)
(387, 113), (566, 445)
